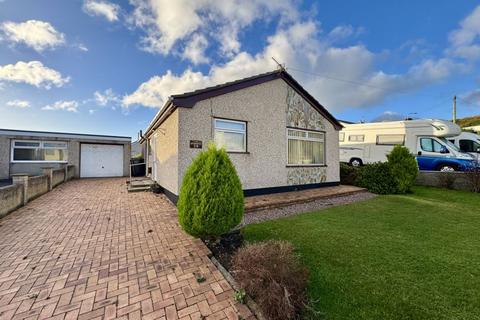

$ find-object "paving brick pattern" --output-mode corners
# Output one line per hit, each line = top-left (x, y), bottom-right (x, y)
(0, 178), (254, 320)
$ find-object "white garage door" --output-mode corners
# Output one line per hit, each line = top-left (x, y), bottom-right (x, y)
(80, 144), (124, 178)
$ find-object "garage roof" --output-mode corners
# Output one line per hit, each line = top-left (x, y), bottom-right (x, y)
(0, 128), (131, 142)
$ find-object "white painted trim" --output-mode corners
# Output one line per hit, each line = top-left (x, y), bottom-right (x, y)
(213, 118), (247, 152)
(286, 128), (326, 166)
(11, 139), (69, 163)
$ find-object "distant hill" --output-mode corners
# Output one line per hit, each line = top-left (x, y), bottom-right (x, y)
(457, 115), (480, 128)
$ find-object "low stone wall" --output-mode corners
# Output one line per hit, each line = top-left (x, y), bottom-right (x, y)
(52, 169), (65, 188)
(0, 184), (23, 218)
(0, 166), (76, 218)
(27, 175), (49, 201)
(67, 165), (75, 180)
(416, 171), (477, 192)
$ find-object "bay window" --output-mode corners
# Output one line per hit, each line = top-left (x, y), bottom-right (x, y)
(214, 118), (247, 152)
(12, 140), (68, 162)
(287, 129), (325, 165)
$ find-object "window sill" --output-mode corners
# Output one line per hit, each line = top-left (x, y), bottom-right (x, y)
(286, 164), (327, 168)
(11, 161), (68, 164)
(227, 151), (250, 154)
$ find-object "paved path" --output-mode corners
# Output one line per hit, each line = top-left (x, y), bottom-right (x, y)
(0, 178), (253, 320)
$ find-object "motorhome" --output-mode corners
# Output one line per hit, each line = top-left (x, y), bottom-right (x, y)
(448, 131), (480, 156)
(339, 119), (475, 171)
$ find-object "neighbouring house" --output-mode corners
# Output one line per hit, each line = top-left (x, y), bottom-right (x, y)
(140, 69), (343, 203)
(0, 129), (131, 180)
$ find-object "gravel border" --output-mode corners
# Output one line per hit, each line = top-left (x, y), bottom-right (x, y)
(242, 191), (377, 225)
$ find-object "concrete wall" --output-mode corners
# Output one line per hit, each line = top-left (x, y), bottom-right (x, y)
(67, 165), (75, 180)
(166, 78), (340, 196)
(0, 184), (23, 218)
(0, 166), (76, 218)
(0, 136), (10, 180)
(27, 175), (49, 201)
(52, 168), (65, 187)
(0, 134), (130, 178)
(416, 171), (479, 192)
(152, 109), (179, 194)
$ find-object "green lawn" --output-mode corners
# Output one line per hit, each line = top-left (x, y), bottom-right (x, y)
(243, 187), (480, 320)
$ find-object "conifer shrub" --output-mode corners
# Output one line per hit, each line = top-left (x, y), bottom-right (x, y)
(178, 143), (244, 238)
(387, 145), (418, 193)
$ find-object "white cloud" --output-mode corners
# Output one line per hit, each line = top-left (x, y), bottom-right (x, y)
(124, 21), (461, 111)
(123, 69), (212, 108)
(0, 61), (70, 89)
(128, 0), (297, 60)
(461, 88), (480, 106)
(182, 34), (209, 64)
(42, 100), (79, 112)
(0, 20), (65, 52)
(93, 88), (120, 107)
(6, 99), (30, 108)
(448, 5), (480, 60)
(76, 43), (89, 52)
(83, 0), (120, 22)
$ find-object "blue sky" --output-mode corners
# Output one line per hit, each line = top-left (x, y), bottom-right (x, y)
(1, 0), (480, 139)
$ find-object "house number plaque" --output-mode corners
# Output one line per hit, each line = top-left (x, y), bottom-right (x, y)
(189, 140), (202, 149)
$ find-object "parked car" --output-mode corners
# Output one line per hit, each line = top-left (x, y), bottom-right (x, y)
(339, 119), (476, 171)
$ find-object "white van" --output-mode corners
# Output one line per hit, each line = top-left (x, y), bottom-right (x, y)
(340, 119), (475, 171)
(448, 132), (480, 156)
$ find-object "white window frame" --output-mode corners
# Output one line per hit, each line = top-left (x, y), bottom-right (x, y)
(339, 132), (345, 142)
(376, 134), (405, 146)
(213, 118), (247, 152)
(11, 140), (68, 163)
(348, 134), (365, 142)
(287, 128), (326, 166)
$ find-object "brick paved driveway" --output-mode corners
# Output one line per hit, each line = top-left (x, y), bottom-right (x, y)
(0, 179), (253, 320)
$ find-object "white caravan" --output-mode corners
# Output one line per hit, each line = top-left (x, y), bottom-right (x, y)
(448, 131), (480, 156)
(339, 119), (475, 171)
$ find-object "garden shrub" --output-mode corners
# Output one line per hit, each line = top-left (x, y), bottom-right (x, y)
(356, 162), (398, 194)
(178, 143), (244, 238)
(231, 240), (309, 320)
(340, 162), (360, 185)
(386, 145), (418, 193)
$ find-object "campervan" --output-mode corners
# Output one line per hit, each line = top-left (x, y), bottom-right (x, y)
(448, 131), (480, 156)
(339, 119), (476, 171)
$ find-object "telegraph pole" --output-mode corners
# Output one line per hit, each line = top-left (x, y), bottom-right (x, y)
(452, 95), (457, 123)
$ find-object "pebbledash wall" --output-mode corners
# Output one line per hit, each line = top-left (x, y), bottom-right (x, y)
(151, 78), (340, 202)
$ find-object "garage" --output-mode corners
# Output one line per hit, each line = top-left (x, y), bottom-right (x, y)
(80, 144), (124, 178)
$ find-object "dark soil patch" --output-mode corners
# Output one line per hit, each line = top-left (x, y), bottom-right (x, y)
(203, 230), (243, 269)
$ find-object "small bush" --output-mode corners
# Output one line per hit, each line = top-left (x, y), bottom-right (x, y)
(340, 163), (361, 185)
(231, 240), (309, 320)
(387, 145), (418, 193)
(438, 172), (457, 189)
(356, 162), (398, 194)
(178, 143), (244, 238)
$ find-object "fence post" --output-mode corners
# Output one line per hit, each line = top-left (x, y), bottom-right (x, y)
(11, 174), (29, 205)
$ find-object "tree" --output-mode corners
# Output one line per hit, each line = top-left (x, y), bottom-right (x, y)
(178, 143), (244, 238)
(387, 145), (418, 193)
